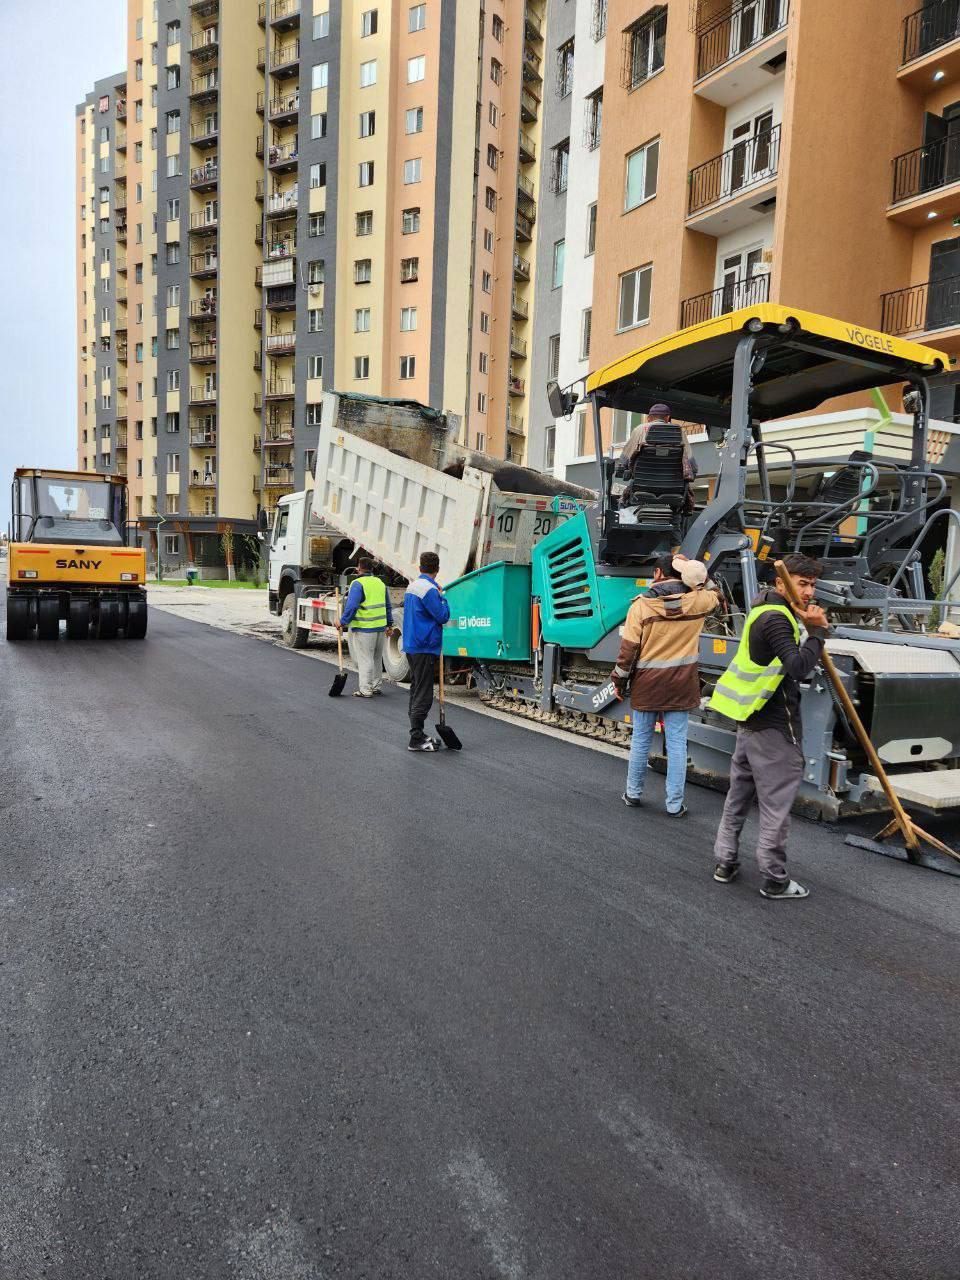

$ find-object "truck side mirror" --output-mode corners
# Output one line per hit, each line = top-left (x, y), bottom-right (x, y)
(257, 509), (269, 534)
(546, 380), (578, 419)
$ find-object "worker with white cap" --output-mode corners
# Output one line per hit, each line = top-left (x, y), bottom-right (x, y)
(612, 554), (719, 816)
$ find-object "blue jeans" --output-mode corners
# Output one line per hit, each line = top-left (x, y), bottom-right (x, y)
(626, 710), (689, 813)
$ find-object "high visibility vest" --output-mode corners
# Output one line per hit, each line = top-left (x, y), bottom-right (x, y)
(708, 604), (800, 723)
(351, 575), (388, 630)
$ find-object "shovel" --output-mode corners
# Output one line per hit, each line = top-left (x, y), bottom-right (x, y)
(434, 651), (462, 750)
(328, 590), (348, 697)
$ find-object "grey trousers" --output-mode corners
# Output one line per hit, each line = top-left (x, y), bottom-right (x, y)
(714, 727), (804, 884)
(352, 629), (385, 694)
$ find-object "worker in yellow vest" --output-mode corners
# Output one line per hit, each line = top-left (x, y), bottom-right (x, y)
(709, 553), (829, 900)
(337, 556), (395, 698)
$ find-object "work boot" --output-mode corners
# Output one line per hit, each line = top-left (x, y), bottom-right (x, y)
(408, 738), (440, 752)
(760, 878), (809, 900)
(621, 792), (644, 808)
(713, 863), (739, 884)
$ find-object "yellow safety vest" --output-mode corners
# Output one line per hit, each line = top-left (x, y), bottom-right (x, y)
(708, 604), (800, 722)
(352, 575), (388, 630)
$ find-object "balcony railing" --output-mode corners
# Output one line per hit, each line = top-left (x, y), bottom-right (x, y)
(901, 0), (960, 66)
(507, 414), (525, 436)
(265, 379), (296, 398)
(116, 127), (127, 151)
(189, 473), (218, 488)
(268, 92), (300, 122)
(189, 297), (217, 319)
(518, 171), (536, 202)
(116, 428), (128, 448)
(518, 130), (537, 163)
(264, 465), (295, 486)
(253, 307), (263, 329)
(191, 27), (220, 55)
(688, 124), (780, 216)
(190, 339), (218, 361)
(521, 88), (539, 122)
(190, 428), (217, 446)
(189, 384), (217, 404)
(190, 209), (218, 232)
(514, 252), (531, 280)
(262, 0), (301, 26)
(263, 422), (295, 444)
(510, 331), (528, 358)
(190, 119), (218, 144)
(679, 271), (771, 329)
(116, 100), (127, 119)
(189, 71), (219, 98)
(190, 252), (218, 276)
(271, 39), (300, 72)
(525, 6), (543, 40)
(267, 141), (299, 169)
(265, 331), (296, 353)
(892, 134), (960, 204)
(190, 161), (219, 189)
(516, 210), (534, 241)
(266, 189), (299, 218)
(512, 291), (529, 319)
(265, 285), (297, 308)
(881, 273), (960, 335)
(509, 375), (525, 396)
(696, 0), (790, 81)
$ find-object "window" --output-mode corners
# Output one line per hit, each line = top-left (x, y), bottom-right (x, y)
(407, 55), (426, 82)
(400, 257), (419, 282)
(585, 88), (603, 150)
(625, 138), (659, 210)
(309, 213), (326, 236)
(359, 110), (376, 137)
(311, 112), (327, 139)
(355, 307), (371, 332)
(312, 62), (329, 89)
(307, 259), (325, 284)
(586, 202), (597, 255)
(165, 243), (180, 265)
(575, 412), (590, 457)
(136, 342), (144, 363)
(490, 58), (502, 85)
(135, 421), (144, 441)
(487, 143), (499, 171)
(476, 432), (485, 450)
(400, 355), (416, 379)
(135, 58), (143, 80)
(164, 535), (180, 556)
(361, 9), (378, 36)
(166, 411), (180, 432)
(150, 126), (157, 150)
(545, 425), (556, 470)
(551, 140), (570, 194)
(624, 7), (667, 89)
(356, 210), (373, 236)
(99, 185), (110, 204)
(548, 333), (560, 381)
(580, 308), (592, 361)
(166, 66), (180, 91)
(304, 448), (317, 476)
(99, 124), (109, 143)
(400, 306), (418, 331)
(166, 370), (180, 391)
(483, 228), (494, 252)
(480, 312), (490, 334)
(354, 355), (370, 379)
(359, 160), (375, 186)
(135, 100), (143, 121)
(402, 207), (420, 233)
(481, 271), (492, 293)
(165, 284), (180, 309)
(308, 354), (324, 379)
(492, 13), (504, 41)
(485, 186), (497, 212)
(166, 454), (180, 473)
(405, 106), (423, 134)
(360, 59), (377, 87)
(403, 157), (422, 184)
(313, 12), (329, 38)
(611, 409), (642, 446)
(167, 19), (180, 44)
(102, 393), (111, 410)
(308, 307), (324, 333)
(552, 240), (566, 289)
(557, 39), (575, 98)
(166, 327), (180, 349)
(477, 392), (487, 413)
(618, 264), (653, 330)
(166, 197), (180, 220)
(165, 155), (182, 178)
(478, 351), (488, 374)
(409, 4), (427, 32)
(309, 162), (326, 188)
(355, 258), (372, 284)
(489, 102), (499, 128)
(306, 403), (323, 425)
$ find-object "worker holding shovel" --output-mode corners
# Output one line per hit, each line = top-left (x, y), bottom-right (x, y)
(709, 553), (828, 899)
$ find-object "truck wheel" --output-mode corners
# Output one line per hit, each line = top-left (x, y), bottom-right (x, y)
(382, 630), (409, 682)
(36, 597), (60, 640)
(6, 594), (32, 641)
(281, 593), (309, 649)
(125, 598), (148, 639)
(96, 599), (120, 639)
(66, 598), (91, 640)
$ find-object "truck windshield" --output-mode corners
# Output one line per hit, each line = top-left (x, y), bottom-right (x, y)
(27, 477), (122, 545)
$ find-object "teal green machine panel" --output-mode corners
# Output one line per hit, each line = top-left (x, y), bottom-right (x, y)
(443, 562), (532, 660)
(532, 511), (639, 650)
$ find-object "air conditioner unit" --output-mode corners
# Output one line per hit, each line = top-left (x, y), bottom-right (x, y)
(309, 284), (322, 296)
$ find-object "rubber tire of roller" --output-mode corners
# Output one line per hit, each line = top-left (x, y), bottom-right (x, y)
(6, 594), (33, 641)
(36, 596), (61, 641)
(97, 598), (120, 639)
(125, 597), (148, 639)
(66, 598), (91, 640)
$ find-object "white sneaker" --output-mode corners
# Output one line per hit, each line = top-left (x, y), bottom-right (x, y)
(760, 879), (809, 900)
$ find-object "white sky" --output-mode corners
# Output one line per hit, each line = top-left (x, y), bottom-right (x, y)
(0, 0), (126, 526)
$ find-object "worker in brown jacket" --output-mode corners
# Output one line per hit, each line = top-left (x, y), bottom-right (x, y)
(612, 554), (720, 816)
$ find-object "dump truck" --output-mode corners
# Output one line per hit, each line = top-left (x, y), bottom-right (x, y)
(6, 469), (147, 641)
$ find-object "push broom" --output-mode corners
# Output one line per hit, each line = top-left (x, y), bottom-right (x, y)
(328, 589), (349, 697)
(434, 651), (462, 750)
(775, 560), (960, 874)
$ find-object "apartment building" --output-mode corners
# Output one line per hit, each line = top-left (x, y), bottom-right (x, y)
(530, 0), (960, 476)
(77, 0), (550, 573)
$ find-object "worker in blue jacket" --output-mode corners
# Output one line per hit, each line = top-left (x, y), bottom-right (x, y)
(402, 551), (450, 752)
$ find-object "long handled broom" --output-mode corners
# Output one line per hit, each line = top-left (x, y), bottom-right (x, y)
(774, 560), (960, 874)
(328, 589), (349, 697)
(434, 651), (462, 750)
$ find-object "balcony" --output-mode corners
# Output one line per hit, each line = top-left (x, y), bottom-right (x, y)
(255, 220), (264, 245)
(889, 135), (960, 224)
(263, 421), (294, 445)
(190, 251), (218, 278)
(514, 252), (531, 280)
(116, 290), (128, 306)
(116, 427), (128, 448)
(521, 87), (539, 123)
(695, 0), (790, 105)
(254, 349), (263, 372)
(256, 178), (265, 202)
(518, 130), (537, 164)
(524, 6), (543, 41)
(265, 189), (298, 219)
(253, 307), (263, 329)
(189, 427), (217, 446)
(516, 210), (534, 242)
(270, 40), (300, 77)
(190, 27), (220, 59)
(116, 341), (128, 361)
(679, 271), (771, 329)
(116, 254), (127, 273)
(509, 375), (525, 397)
(881, 274), (960, 347)
(687, 125), (780, 233)
(522, 48), (543, 84)
(116, 100), (127, 119)
(267, 140), (299, 172)
(189, 0), (218, 13)
(265, 285), (297, 310)
(189, 296), (217, 319)
(189, 338), (218, 362)
(189, 71), (219, 100)
(512, 291), (529, 319)
(510, 330), (528, 359)
(517, 171), (537, 211)
(116, 220), (127, 242)
(190, 117), (219, 147)
(257, 47), (266, 70)
(264, 378), (295, 399)
(189, 384), (217, 405)
(116, 126), (127, 152)
(264, 464), (295, 487)
(507, 413), (525, 437)
(190, 161), (219, 191)
(115, 377), (128, 394)
(265, 330), (296, 354)
(190, 208), (218, 233)
(189, 472), (217, 489)
(254, 434), (262, 452)
(263, 0), (300, 30)
(268, 93), (300, 133)
(114, 188), (127, 213)
(900, 1), (960, 88)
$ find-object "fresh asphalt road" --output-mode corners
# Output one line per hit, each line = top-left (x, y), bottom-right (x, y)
(2, 607), (959, 1280)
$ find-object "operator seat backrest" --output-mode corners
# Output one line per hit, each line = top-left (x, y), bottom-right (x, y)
(628, 423), (687, 506)
(815, 449), (873, 508)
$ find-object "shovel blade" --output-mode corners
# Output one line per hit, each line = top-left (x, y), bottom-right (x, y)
(435, 721), (463, 751)
(328, 671), (348, 698)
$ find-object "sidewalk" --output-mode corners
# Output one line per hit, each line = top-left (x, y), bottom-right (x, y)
(148, 584), (284, 643)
